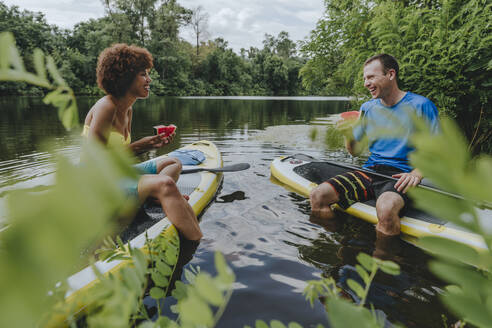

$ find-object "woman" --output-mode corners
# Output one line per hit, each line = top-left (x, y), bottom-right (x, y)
(83, 43), (202, 241)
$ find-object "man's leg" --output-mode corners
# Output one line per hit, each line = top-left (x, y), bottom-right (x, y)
(310, 182), (339, 220)
(375, 191), (405, 235)
(137, 174), (202, 241)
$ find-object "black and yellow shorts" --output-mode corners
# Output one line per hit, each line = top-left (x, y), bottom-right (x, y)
(325, 165), (410, 210)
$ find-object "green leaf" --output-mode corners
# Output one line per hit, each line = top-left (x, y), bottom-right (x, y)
(149, 287), (165, 300)
(270, 320), (287, 328)
(60, 96), (79, 131)
(215, 251), (235, 284)
(0, 32), (13, 69)
(255, 320), (269, 328)
(132, 249), (148, 278)
(355, 264), (370, 284)
(326, 298), (379, 328)
(165, 246), (178, 265)
(441, 292), (492, 327)
(356, 253), (374, 272)
(418, 237), (480, 266)
(7, 36), (25, 72)
(410, 188), (477, 231)
(45, 55), (66, 86)
(156, 259), (173, 276)
(194, 274), (224, 306)
(184, 267), (197, 284)
(429, 260), (490, 297)
(171, 281), (187, 300)
(347, 279), (365, 299)
(379, 260), (400, 276)
(178, 294), (214, 326)
(122, 267), (143, 292)
(138, 321), (155, 328)
(151, 270), (169, 288)
(287, 323), (303, 328)
(116, 236), (125, 250)
(33, 48), (47, 81)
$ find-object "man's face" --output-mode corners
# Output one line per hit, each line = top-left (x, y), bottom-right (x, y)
(363, 60), (392, 99)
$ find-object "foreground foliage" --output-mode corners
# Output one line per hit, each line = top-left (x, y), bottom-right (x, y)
(410, 117), (492, 327)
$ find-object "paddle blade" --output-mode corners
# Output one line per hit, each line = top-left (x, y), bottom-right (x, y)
(217, 163), (250, 172)
(181, 163), (250, 174)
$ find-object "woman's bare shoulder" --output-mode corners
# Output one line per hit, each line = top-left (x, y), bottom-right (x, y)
(86, 96), (117, 125)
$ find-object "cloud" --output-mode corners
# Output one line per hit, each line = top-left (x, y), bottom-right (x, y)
(4, 0), (325, 51)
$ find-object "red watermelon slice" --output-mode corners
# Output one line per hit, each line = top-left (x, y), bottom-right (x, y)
(153, 124), (177, 137)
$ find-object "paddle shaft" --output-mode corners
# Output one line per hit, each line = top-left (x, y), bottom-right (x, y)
(181, 163), (250, 174)
(325, 160), (491, 208)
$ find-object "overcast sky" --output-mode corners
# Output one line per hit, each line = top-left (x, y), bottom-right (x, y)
(3, 0), (325, 51)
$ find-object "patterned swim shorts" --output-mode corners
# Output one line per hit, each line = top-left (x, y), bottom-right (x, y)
(325, 166), (410, 210)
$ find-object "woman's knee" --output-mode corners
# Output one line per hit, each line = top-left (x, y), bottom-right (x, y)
(170, 157), (182, 171)
(153, 175), (179, 196)
(156, 157), (182, 172)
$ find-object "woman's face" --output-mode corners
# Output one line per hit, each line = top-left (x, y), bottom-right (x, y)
(128, 69), (152, 99)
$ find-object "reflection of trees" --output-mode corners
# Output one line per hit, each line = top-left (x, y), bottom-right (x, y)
(295, 213), (453, 327)
(0, 97), (68, 160)
(2, 96), (347, 161)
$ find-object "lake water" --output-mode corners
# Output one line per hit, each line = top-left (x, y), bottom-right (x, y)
(0, 96), (451, 327)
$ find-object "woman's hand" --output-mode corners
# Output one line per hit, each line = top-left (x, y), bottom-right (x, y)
(131, 132), (176, 154)
(160, 131), (175, 145)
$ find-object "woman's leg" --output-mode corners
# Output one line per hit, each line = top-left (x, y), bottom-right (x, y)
(155, 157), (182, 182)
(137, 174), (202, 241)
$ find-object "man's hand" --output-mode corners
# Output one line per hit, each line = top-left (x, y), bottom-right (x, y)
(392, 169), (423, 193)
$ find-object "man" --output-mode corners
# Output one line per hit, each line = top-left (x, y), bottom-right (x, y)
(310, 54), (439, 236)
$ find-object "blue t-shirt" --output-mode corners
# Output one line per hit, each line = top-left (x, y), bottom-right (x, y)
(352, 92), (439, 172)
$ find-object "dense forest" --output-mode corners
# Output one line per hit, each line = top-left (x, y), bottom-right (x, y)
(0, 0), (306, 97)
(0, 0), (490, 152)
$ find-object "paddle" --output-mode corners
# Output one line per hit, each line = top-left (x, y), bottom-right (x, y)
(181, 163), (250, 174)
(324, 160), (492, 209)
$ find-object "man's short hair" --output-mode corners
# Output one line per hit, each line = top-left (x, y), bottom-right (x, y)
(364, 54), (399, 78)
(96, 44), (153, 98)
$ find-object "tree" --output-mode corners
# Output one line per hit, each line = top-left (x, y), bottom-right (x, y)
(190, 6), (210, 57)
(102, 0), (158, 46)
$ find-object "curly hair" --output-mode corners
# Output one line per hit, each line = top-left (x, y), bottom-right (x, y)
(96, 44), (153, 98)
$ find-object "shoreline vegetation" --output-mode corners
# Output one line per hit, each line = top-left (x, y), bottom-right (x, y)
(0, 0), (490, 154)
